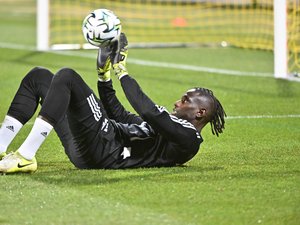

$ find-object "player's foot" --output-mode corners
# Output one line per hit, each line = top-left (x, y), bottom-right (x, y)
(111, 33), (129, 79)
(0, 151), (37, 174)
(97, 44), (113, 82)
(0, 152), (6, 160)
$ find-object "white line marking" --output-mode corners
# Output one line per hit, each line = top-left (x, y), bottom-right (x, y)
(53, 50), (273, 77)
(227, 114), (300, 119)
(0, 42), (273, 77)
(0, 42), (36, 51)
(127, 59), (273, 77)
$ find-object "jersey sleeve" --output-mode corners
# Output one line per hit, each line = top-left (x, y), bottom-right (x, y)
(97, 80), (143, 125)
(120, 75), (202, 147)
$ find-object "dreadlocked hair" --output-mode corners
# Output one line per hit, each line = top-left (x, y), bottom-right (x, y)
(194, 87), (226, 137)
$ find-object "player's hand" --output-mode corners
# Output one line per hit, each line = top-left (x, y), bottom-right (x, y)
(111, 33), (129, 79)
(97, 45), (112, 82)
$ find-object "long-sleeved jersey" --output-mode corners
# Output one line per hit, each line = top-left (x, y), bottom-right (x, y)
(97, 75), (203, 168)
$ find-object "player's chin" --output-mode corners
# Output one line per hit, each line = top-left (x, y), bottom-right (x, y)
(171, 111), (178, 116)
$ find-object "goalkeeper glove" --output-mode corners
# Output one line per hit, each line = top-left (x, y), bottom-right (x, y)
(97, 45), (112, 82)
(110, 33), (129, 79)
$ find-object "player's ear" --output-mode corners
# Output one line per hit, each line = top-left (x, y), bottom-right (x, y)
(196, 108), (206, 119)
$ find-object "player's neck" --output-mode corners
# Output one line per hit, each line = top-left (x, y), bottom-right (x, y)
(193, 121), (208, 133)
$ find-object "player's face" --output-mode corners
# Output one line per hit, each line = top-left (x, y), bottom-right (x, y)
(172, 89), (201, 121)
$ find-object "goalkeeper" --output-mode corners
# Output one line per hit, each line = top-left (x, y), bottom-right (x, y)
(0, 33), (226, 173)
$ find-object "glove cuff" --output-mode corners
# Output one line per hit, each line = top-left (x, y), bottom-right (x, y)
(113, 63), (128, 79)
(98, 70), (111, 82)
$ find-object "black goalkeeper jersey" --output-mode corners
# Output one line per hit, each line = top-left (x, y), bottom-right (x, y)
(97, 75), (203, 169)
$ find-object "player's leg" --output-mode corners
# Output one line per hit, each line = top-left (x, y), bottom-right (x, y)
(39, 68), (116, 169)
(0, 67), (75, 173)
(0, 67), (114, 173)
(0, 67), (53, 160)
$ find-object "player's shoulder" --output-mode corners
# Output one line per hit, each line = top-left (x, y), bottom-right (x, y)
(169, 114), (196, 130)
(156, 105), (168, 113)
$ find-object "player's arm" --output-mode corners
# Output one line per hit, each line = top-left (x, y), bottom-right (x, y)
(97, 80), (143, 124)
(96, 44), (143, 125)
(120, 75), (201, 147)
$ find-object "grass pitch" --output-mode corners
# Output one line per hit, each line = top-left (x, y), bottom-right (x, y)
(0, 1), (299, 225)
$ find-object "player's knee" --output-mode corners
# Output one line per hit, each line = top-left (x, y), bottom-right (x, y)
(54, 68), (80, 84)
(21, 67), (53, 85)
(29, 66), (49, 74)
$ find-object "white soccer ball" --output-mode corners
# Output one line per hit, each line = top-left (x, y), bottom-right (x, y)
(82, 9), (121, 47)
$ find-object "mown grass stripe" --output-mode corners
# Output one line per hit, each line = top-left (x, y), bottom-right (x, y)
(1, 114), (299, 126)
(0, 42), (273, 77)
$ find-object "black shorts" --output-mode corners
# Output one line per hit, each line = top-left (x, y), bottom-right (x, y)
(64, 91), (122, 169)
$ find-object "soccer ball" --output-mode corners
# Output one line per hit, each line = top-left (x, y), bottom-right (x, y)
(82, 9), (121, 47)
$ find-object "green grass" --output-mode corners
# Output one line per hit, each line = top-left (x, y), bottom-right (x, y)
(0, 1), (300, 225)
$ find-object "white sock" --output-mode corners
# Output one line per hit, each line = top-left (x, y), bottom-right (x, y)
(18, 118), (53, 160)
(0, 115), (23, 154)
